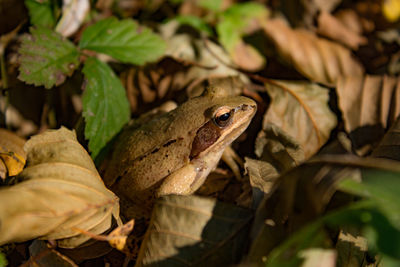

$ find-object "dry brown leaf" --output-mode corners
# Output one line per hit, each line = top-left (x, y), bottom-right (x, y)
(248, 124), (305, 206)
(29, 240), (78, 267)
(136, 195), (252, 266)
(0, 128), (26, 179)
(56, 0), (90, 37)
(161, 21), (249, 87)
(335, 9), (375, 35)
(372, 116), (400, 161)
(279, 0), (341, 27)
(0, 127), (120, 248)
(335, 227), (368, 267)
(263, 80), (337, 159)
(317, 11), (368, 50)
(336, 75), (400, 133)
(244, 157), (279, 207)
(255, 124), (305, 171)
(262, 18), (364, 86)
(232, 40), (266, 72)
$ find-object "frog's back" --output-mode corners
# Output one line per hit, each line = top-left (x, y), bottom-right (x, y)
(103, 97), (208, 194)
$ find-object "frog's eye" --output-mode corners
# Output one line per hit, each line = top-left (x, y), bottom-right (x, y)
(214, 108), (233, 127)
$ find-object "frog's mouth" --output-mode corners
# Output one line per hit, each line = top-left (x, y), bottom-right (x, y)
(190, 103), (256, 160)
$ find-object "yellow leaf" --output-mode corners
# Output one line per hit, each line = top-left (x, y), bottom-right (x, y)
(72, 219), (134, 251)
(108, 219), (134, 251)
(0, 129), (26, 179)
(383, 0), (400, 22)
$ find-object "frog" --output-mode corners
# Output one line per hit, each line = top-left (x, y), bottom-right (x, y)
(102, 85), (256, 254)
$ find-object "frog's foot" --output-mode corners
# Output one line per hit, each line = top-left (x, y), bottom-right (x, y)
(221, 146), (243, 181)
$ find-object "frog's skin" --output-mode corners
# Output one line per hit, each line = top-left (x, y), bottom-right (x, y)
(103, 87), (257, 220)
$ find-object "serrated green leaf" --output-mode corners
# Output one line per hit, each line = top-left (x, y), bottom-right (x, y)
(217, 2), (268, 52)
(18, 27), (80, 89)
(173, 15), (213, 35)
(79, 17), (166, 65)
(82, 57), (130, 158)
(25, 0), (56, 28)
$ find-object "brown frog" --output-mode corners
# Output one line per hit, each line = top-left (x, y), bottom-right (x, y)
(103, 86), (256, 253)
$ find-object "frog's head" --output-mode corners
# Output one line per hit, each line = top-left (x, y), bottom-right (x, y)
(189, 89), (257, 159)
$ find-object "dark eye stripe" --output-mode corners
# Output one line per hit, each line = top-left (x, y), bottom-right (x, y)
(190, 120), (221, 159)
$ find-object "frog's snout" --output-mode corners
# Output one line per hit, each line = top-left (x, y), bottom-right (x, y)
(241, 103), (256, 111)
(240, 100), (257, 117)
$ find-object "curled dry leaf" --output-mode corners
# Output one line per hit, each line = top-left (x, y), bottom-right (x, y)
(317, 11), (368, 50)
(0, 127), (120, 248)
(262, 18), (364, 86)
(0, 129), (26, 179)
(255, 124), (305, 171)
(56, 0), (90, 37)
(247, 124), (305, 206)
(336, 75), (400, 133)
(263, 80), (337, 159)
(244, 157), (279, 207)
(136, 195), (252, 266)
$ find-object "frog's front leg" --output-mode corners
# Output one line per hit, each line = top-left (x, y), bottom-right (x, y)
(155, 162), (206, 197)
(156, 151), (223, 197)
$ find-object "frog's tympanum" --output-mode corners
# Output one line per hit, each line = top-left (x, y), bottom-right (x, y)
(103, 87), (257, 222)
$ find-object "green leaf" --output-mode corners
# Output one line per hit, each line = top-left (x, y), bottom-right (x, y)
(25, 0), (56, 28)
(199, 0), (222, 12)
(173, 15), (213, 36)
(18, 26), (80, 89)
(0, 252), (7, 267)
(217, 2), (268, 52)
(79, 17), (166, 65)
(265, 202), (400, 266)
(82, 57), (130, 158)
(339, 169), (400, 230)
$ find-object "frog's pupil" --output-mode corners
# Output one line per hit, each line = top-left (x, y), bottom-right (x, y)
(219, 113), (230, 121)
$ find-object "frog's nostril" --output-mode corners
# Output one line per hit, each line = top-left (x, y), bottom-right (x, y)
(241, 104), (252, 111)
